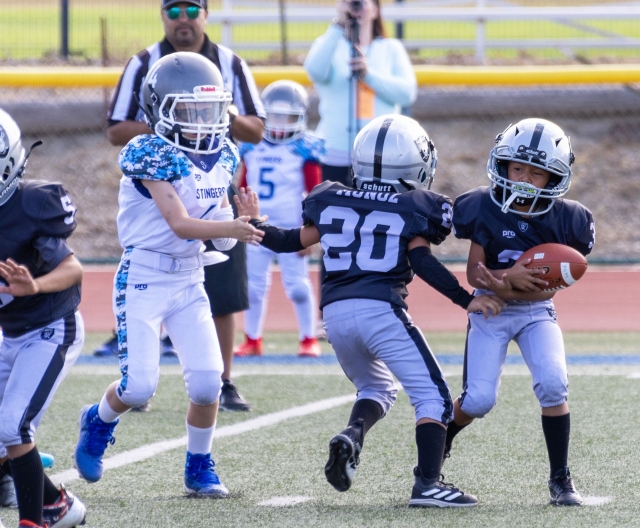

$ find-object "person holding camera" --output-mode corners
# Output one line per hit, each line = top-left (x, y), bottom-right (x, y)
(304, 0), (417, 186)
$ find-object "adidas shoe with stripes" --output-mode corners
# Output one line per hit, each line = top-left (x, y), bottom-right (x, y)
(409, 467), (477, 508)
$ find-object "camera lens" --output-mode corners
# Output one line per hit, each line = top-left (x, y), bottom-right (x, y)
(350, 0), (363, 11)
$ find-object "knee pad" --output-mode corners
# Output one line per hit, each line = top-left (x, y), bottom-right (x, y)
(117, 375), (158, 408)
(0, 405), (25, 446)
(285, 283), (311, 304)
(185, 370), (223, 406)
(460, 382), (497, 418)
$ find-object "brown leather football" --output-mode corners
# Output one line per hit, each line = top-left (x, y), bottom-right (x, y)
(516, 243), (588, 291)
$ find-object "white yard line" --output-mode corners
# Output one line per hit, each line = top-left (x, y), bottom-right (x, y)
(50, 393), (355, 486)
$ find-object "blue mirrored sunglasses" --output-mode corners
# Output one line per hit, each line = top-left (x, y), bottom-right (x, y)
(165, 6), (201, 20)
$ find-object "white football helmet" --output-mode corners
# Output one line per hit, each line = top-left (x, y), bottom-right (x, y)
(141, 52), (232, 154)
(352, 115), (437, 193)
(262, 80), (308, 144)
(488, 118), (574, 216)
(0, 108), (26, 207)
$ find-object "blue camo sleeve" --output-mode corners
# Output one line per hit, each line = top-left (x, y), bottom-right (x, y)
(118, 135), (190, 182)
(290, 133), (326, 163)
(238, 141), (255, 160)
(218, 139), (240, 181)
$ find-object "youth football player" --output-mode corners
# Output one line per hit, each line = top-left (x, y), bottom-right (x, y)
(445, 118), (595, 506)
(0, 108), (86, 528)
(73, 53), (263, 498)
(234, 80), (324, 358)
(236, 114), (505, 507)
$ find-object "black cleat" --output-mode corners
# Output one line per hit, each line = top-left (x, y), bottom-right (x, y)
(160, 336), (178, 358)
(219, 380), (251, 412)
(548, 467), (583, 506)
(409, 467), (478, 508)
(93, 333), (118, 357)
(325, 433), (361, 492)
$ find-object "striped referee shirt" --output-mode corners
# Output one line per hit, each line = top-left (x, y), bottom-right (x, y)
(108, 35), (265, 126)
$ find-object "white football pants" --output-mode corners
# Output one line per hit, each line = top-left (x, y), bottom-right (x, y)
(244, 244), (316, 340)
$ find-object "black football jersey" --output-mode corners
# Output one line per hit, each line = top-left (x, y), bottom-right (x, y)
(302, 181), (454, 309)
(453, 187), (595, 270)
(0, 180), (81, 337)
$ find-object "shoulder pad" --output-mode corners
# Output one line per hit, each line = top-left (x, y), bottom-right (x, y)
(289, 133), (325, 162)
(118, 135), (191, 182)
(218, 138), (240, 177)
(452, 187), (486, 240)
(408, 190), (453, 244)
(238, 141), (256, 158)
(305, 180), (336, 202)
(22, 181), (77, 237)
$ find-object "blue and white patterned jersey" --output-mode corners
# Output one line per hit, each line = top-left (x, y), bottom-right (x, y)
(302, 181), (454, 310)
(240, 133), (324, 228)
(117, 135), (238, 257)
(453, 187), (595, 269)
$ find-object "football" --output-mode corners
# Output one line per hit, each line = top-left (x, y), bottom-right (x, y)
(515, 243), (588, 291)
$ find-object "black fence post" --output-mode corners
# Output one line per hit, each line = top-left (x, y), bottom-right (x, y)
(395, 0), (403, 40)
(61, 0), (69, 59)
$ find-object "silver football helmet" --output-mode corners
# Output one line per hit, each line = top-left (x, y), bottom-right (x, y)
(0, 108), (26, 207)
(352, 115), (437, 193)
(262, 80), (308, 144)
(141, 52), (232, 154)
(488, 118), (574, 216)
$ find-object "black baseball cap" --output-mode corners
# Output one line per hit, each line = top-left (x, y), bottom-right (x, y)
(162, 0), (207, 9)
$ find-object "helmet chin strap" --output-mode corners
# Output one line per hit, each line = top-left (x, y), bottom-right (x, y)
(501, 190), (522, 213)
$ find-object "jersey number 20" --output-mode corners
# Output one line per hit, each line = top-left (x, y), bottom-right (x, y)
(319, 206), (404, 273)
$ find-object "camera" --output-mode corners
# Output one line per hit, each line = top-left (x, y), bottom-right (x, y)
(349, 0), (363, 12)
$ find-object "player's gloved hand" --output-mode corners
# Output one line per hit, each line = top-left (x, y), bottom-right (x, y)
(228, 216), (265, 246)
(466, 293), (505, 319)
(0, 258), (39, 297)
(234, 186), (267, 222)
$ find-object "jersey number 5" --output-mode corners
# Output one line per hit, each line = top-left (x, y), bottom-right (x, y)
(319, 206), (405, 273)
(61, 195), (77, 225)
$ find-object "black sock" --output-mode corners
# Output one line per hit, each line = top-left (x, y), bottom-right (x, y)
(541, 413), (570, 478)
(344, 399), (384, 445)
(43, 474), (61, 506)
(9, 447), (44, 525)
(0, 460), (11, 477)
(445, 420), (469, 451)
(416, 422), (447, 481)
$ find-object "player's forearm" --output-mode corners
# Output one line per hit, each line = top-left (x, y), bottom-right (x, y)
(171, 217), (240, 241)
(248, 219), (305, 253)
(107, 121), (153, 146)
(409, 246), (474, 309)
(35, 255), (83, 294)
(230, 115), (264, 144)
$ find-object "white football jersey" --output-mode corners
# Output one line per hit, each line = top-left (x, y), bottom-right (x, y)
(117, 135), (238, 257)
(240, 134), (324, 228)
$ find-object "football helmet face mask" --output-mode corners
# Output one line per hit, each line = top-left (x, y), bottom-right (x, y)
(0, 108), (27, 207)
(488, 118), (574, 216)
(141, 52), (232, 154)
(352, 115), (437, 194)
(261, 80), (308, 144)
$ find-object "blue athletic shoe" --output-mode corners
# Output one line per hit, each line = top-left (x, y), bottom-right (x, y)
(93, 333), (118, 357)
(74, 404), (118, 483)
(40, 452), (55, 469)
(184, 452), (229, 498)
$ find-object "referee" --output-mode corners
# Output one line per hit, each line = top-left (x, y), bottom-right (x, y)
(104, 0), (265, 412)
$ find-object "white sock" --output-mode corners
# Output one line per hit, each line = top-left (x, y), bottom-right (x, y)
(98, 394), (124, 423)
(186, 422), (215, 455)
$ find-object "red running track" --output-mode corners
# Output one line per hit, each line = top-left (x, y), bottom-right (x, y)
(80, 266), (639, 333)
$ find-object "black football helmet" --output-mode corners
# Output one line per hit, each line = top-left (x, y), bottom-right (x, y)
(141, 52), (232, 154)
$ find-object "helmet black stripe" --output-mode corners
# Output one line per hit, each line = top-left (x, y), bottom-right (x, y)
(528, 122), (545, 151)
(373, 118), (393, 181)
